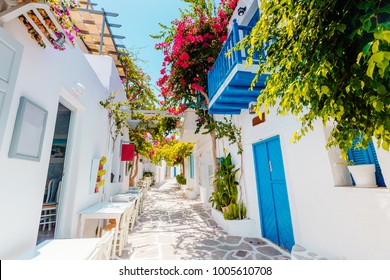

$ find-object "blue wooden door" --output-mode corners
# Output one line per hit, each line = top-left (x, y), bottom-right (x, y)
(253, 136), (295, 251)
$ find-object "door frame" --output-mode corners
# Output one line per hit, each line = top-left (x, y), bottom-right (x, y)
(54, 89), (84, 238)
(252, 135), (295, 250)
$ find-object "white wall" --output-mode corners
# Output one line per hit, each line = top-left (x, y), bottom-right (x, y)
(192, 135), (213, 203)
(215, 106), (390, 259)
(154, 161), (167, 184)
(180, 109), (214, 204)
(0, 19), (127, 258)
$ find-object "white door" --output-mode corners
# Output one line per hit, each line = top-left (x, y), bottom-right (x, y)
(0, 27), (23, 148)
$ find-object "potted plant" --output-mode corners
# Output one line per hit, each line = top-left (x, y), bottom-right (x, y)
(208, 153), (257, 236)
(209, 153), (239, 212)
(175, 173), (186, 185)
(223, 201), (247, 220)
(347, 160), (377, 188)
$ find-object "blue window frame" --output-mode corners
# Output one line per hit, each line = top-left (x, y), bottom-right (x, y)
(347, 139), (385, 186)
(189, 154), (194, 179)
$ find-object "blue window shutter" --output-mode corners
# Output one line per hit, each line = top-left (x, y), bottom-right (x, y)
(347, 138), (370, 165)
(190, 155), (194, 179)
(347, 139), (386, 186)
(368, 142), (385, 186)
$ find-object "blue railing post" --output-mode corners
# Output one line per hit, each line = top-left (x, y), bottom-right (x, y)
(232, 19), (242, 64)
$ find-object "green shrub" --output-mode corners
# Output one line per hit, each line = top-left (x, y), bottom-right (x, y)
(209, 153), (239, 211)
(143, 171), (154, 177)
(176, 174), (186, 185)
(223, 202), (247, 220)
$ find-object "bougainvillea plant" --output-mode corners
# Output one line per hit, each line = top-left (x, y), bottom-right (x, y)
(155, 0), (238, 116)
(154, 0), (241, 169)
(18, 0), (82, 50)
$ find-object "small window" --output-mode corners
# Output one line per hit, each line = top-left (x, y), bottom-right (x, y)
(347, 139), (386, 186)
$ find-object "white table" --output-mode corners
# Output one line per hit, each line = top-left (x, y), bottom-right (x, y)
(110, 194), (136, 202)
(16, 238), (101, 260)
(116, 191), (141, 199)
(78, 201), (134, 258)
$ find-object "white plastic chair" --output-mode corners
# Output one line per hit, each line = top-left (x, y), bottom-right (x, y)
(103, 205), (134, 256)
(129, 196), (142, 232)
(123, 204), (136, 250)
(87, 247), (101, 260)
(97, 229), (115, 260)
(137, 191), (146, 215)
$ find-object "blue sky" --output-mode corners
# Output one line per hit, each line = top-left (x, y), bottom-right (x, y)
(95, 0), (189, 94)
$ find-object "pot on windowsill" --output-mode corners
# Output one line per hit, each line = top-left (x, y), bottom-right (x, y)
(347, 164), (377, 188)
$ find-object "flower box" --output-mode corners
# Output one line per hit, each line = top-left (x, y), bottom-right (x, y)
(211, 208), (258, 237)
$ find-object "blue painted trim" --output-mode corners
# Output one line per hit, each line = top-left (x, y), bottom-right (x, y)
(189, 154), (194, 179)
(208, 20), (267, 102)
(209, 108), (241, 115)
(207, 16), (270, 115)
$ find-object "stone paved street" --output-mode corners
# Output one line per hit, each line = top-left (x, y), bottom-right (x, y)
(120, 180), (290, 260)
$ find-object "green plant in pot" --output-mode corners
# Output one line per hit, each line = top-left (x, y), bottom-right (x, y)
(223, 201), (247, 220)
(176, 174), (186, 185)
(209, 153), (239, 212)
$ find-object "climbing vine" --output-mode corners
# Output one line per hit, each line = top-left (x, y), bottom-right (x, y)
(101, 50), (196, 184)
(235, 0), (390, 154)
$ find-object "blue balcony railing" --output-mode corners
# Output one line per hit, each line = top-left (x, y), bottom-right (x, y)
(208, 19), (266, 102)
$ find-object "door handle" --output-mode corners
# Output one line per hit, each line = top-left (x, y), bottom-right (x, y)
(269, 160), (273, 173)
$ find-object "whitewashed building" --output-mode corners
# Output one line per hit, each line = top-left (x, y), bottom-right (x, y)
(0, 1), (131, 259)
(182, 0), (390, 259)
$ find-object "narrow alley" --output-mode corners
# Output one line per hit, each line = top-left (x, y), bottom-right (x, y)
(120, 180), (291, 260)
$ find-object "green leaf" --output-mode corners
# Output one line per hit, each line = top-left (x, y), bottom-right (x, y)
(336, 24), (346, 33)
(372, 40), (379, 54)
(363, 19), (372, 31)
(366, 60), (375, 78)
(374, 100), (384, 112)
(362, 42), (372, 55)
(382, 141), (389, 151)
(374, 30), (390, 43)
(379, 22), (390, 30)
(373, 81), (387, 95)
(357, 52), (363, 65)
(321, 85), (330, 95)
